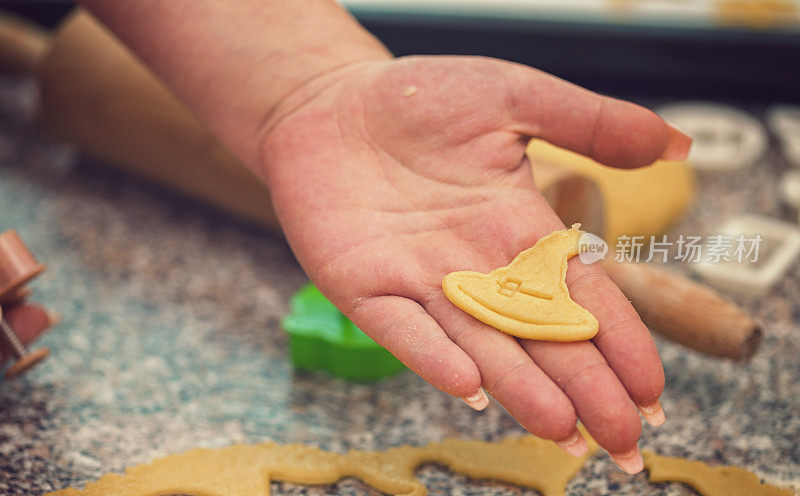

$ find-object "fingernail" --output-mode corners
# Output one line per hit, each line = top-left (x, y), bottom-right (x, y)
(610, 445), (644, 475)
(556, 430), (590, 458)
(660, 124), (693, 161)
(462, 388), (489, 411)
(638, 401), (666, 427)
(45, 309), (60, 327)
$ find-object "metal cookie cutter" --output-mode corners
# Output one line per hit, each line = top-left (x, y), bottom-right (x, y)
(768, 104), (800, 169)
(282, 283), (405, 382)
(0, 230), (50, 379)
(657, 102), (768, 171)
(691, 215), (800, 296)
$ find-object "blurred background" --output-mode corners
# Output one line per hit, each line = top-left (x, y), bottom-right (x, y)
(2, 0), (799, 103)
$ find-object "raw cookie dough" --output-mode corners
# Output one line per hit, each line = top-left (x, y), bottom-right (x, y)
(715, 0), (798, 28)
(43, 434), (800, 496)
(46, 432), (598, 496)
(527, 140), (694, 248)
(643, 452), (797, 496)
(442, 224), (599, 341)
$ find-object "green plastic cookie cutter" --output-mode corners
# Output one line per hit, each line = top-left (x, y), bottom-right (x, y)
(282, 283), (406, 382)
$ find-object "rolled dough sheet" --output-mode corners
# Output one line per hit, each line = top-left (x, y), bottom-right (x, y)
(643, 452), (797, 496)
(43, 434), (798, 496)
(46, 431), (598, 496)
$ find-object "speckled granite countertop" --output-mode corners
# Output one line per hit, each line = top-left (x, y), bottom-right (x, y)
(0, 76), (798, 495)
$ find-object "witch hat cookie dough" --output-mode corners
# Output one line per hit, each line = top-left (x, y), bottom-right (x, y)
(443, 224), (599, 341)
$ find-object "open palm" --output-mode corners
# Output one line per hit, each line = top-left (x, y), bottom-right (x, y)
(261, 56), (689, 472)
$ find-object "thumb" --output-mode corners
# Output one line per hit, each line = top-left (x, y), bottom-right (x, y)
(504, 65), (691, 169)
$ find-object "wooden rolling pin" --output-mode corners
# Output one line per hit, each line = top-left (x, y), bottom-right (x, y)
(603, 261), (762, 360)
(0, 9), (279, 228)
(0, 9), (762, 360)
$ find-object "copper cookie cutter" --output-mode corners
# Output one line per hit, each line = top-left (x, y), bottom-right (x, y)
(0, 229), (50, 379)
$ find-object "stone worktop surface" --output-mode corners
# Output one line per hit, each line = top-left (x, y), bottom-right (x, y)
(0, 76), (798, 495)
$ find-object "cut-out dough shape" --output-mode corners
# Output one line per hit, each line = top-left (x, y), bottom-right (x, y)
(643, 452), (797, 496)
(45, 431), (598, 496)
(442, 224), (599, 341)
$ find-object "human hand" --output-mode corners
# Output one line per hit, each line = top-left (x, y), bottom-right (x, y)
(260, 56), (690, 473)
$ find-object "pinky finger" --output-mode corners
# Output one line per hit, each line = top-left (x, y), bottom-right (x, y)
(349, 295), (487, 409)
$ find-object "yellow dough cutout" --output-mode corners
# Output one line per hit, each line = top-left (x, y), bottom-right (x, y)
(44, 434), (799, 496)
(642, 452), (797, 496)
(45, 432), (598, 496)
(442, 224), (598, 341)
